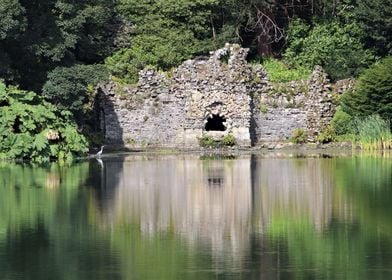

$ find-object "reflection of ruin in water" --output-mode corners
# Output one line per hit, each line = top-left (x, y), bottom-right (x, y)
(205, 161), (225, 187)
(91, 154), (349, 264)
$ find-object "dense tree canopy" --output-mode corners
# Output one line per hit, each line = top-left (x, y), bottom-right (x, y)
(1, 0), (390, 87)
(355, 0), (392, 56)
(341, 57), (392, 121)
(107, 0), (221, 83)
(0, 0), (25, 40)
(283, 19), (375, 80)
(42, 64), (109, 124)
(0, 0), (118, 90)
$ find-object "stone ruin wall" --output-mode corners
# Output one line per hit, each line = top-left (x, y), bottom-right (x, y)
(173, 45), (257, 147)
(98, 71), (186, 147)
(98, 44), (354, 148)
(253, 66), (354, 142)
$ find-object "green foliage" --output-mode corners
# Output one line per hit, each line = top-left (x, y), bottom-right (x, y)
(355, 0), (392, 56)
(330, 109), (392, 150)
(330, 114), (392, 150)
(331, 58), (392, 147)
(106, 31), (197, 84)
(331, 107), (355, 135)
(117, 0), (218, 40)
(0, 0), (389, 93)
(262, 58), (311, 82)
(199, 135), (216, 148)
(107, 0), (222, 83)
(355, 115), (392, 150)
(268, 81), (308, 108)
(291, 128), (307, 144)
(0, 82), (88, 163)
(284, 19), (375, 80)
(22, 0), (116, 62)
(42, 64), (109, 122)
(222, 134), (236, 146)
(316, 125), (336, 144)
(208, 0), (316, 58)
(0, 0), (118, 90)
(341, 57), (392, 121)
(199, 134), (236, 148)
(0, 0), (25, 40)
(260, 103), (268, 114)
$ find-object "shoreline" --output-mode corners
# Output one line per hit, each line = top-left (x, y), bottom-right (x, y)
(89, 142), (391, 160)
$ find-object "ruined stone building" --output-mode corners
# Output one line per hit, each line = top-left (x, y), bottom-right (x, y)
(98, 44), (352, 148)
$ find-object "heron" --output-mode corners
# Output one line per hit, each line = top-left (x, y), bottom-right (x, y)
(96, 158), (104, 168)
(96, 145), (104, 158)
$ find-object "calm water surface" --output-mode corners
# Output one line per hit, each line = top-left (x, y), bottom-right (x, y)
(0, 153), (391, 279)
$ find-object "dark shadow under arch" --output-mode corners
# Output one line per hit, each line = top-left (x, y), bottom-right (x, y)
(205, 115), (226, 131)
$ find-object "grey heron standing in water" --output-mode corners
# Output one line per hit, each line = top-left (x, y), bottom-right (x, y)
(96, 145), (104, 158)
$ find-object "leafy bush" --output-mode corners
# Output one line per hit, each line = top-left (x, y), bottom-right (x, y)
(199, 134), (237, 148)
(284, 19), (375, 81)
(340, 57), (392, 122)
(316, 125), (336, 144)
(291, 128), (307, 144)
(105, 31), (197, 84)
(42, 64), (109, 123)
(222, 134), (236, 146)
(262, 58), (311, 82)
(199, 135), (216, 148)
(107, 0), (221, 84)
(331, 107), (354, 135)
(0, 82), (88, 163)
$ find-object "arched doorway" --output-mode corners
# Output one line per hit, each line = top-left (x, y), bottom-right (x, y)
(205, 114), (226, 131)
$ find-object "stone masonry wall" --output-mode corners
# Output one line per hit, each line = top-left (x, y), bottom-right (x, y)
(98, 72), (186, 147)
(253, 66), (354, 142)
(98, 44), (354, 148)
(172, 44), (255, 146)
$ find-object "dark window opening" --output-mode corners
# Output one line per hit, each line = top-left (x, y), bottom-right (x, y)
(205, 114), (226, 131)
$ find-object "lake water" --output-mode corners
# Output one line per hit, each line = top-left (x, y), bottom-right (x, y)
(0, 152), (391, 279)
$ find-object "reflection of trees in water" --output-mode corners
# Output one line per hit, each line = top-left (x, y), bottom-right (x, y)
(0, 162), (121, 279)
(252, 157), (335, 233)
(0, 162), (90, 233)
(335, 155), (392, 235)
(85, 157), (124, 227)
(259, 155), (392, 279)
